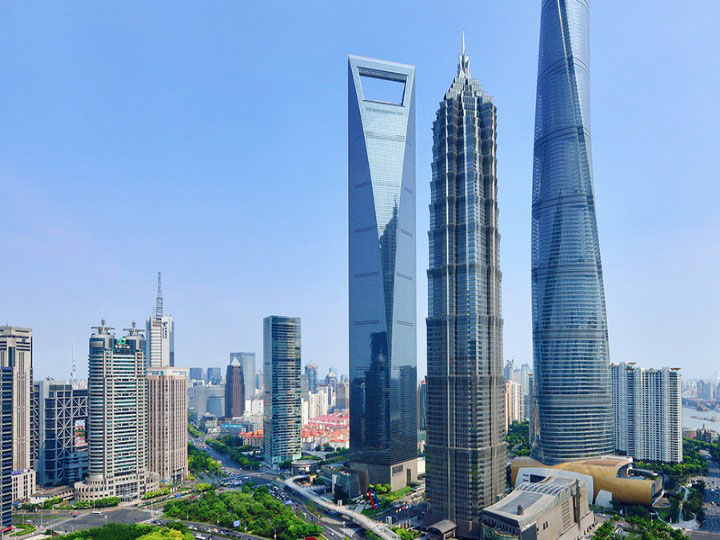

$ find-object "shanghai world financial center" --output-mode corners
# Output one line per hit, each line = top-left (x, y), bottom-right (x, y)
(348, 55), (418, 491)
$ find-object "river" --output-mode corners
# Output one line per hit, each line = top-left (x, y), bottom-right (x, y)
(683, 405), (720, 432)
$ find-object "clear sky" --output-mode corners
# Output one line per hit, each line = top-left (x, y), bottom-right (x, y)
(2, 1), (719, 382)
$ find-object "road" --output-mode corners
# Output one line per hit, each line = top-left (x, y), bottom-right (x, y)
(692, 458), (720, 532)
(191, 434), (358, 540)
(284, 476), (400, 540)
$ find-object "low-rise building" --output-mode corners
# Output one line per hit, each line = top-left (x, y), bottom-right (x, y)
(482, 475), (594, 540)
(511, 455), (662, 507)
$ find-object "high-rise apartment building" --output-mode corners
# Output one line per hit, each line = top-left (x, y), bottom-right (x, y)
(505, 380), (522, 431)
(147, 367), (188, 484)
(75, 321), (157, 501)
(230, 353), (256, 400)
(530, 0), (614, 464)
(348, 54), (417, 491)
(0, 367), (12, 527)
(33, 380), (88, 487)
(263, 316), (302, 465)
(225, 357), (245, 418)
(0, 326), (36, 501)
(305, 364), (318, 394)
(145, 273), (174, 368)
(425, 41), (506, 537)
(207, 368), (222, 385)
(611, 363), (682, 463)
(336, 380), (349, 411)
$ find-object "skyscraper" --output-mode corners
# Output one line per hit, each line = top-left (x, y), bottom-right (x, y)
(530, 0), (614, 465)
(230, 353), (256, 400)
(0, 326), (36, 501)
(416, 378), (426, 432)
(305, 364), (318, 393)
(263, 316), (302, 465)
(147, 367), (189, 484)
(0, 367), (11, 527)
(189, 367), (204, 382)
(225, 357), (244, 418)
(75, 321), (157, 501)
(33, 380), (88, 487)
(145, 273), (174, 368)
(207, 367), (222, 384)
(348, 55), (417, 491)
(425, 40), (506, 537)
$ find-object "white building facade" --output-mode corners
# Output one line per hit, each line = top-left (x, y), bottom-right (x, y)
(611, 363), (682, 463)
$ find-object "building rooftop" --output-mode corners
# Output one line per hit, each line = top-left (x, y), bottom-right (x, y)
(484, 476), (579, 529)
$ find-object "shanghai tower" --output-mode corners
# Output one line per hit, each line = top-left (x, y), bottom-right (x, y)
(425, 38), (506, 538)
(531, 0), (614, 464)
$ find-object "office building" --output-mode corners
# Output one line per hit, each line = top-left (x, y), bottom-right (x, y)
(145, 273), (174, 368)
(207, 367), (222, 385)
(147, 367), (188, 484)
(348, 54), (417, 491)
(481, 476), (594, 540)
(74, 321), (157, 501)
(305, 364), (318, 393)
(230, 353), (256, 400)
(336, 380), (349, 411)
(424, 41), (505, 536)
(225, 357), (244, 418)
(530, 0), (613, 464)
(0, 367), (11, 527)
(0, 326), (36, 501)
(263, 316), (302, 465)
(416, 379), (426, 431)
(325, 369), (338, 387)
(189, 384), (225, 418)
(189, 368), (204, 382)
(33, 380), (88, 487)
(611, 363), (682, 463)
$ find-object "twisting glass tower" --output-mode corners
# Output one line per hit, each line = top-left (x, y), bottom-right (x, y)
(425, 37), (505, 538)
(531, 0), (613, 465)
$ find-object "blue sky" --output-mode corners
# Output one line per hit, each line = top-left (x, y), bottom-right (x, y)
(2, 1), (719, 381)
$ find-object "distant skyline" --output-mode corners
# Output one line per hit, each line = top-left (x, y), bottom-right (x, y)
(2, 1), (719, 381)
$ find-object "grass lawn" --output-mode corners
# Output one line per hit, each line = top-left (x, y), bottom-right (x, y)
(11, 524), (36, 536)
(380, 487), (413, 502)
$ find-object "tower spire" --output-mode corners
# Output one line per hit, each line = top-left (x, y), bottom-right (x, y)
(155, 272), (163, 319)
(458, 31), (470, 77)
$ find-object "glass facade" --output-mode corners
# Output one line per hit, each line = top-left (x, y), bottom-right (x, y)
(348, 55), (417, 470)
(425, 44), (506, 539)
(0, 367), (11, 527)
(263, 316), (302, 465)
(531, 0), (614, 464)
